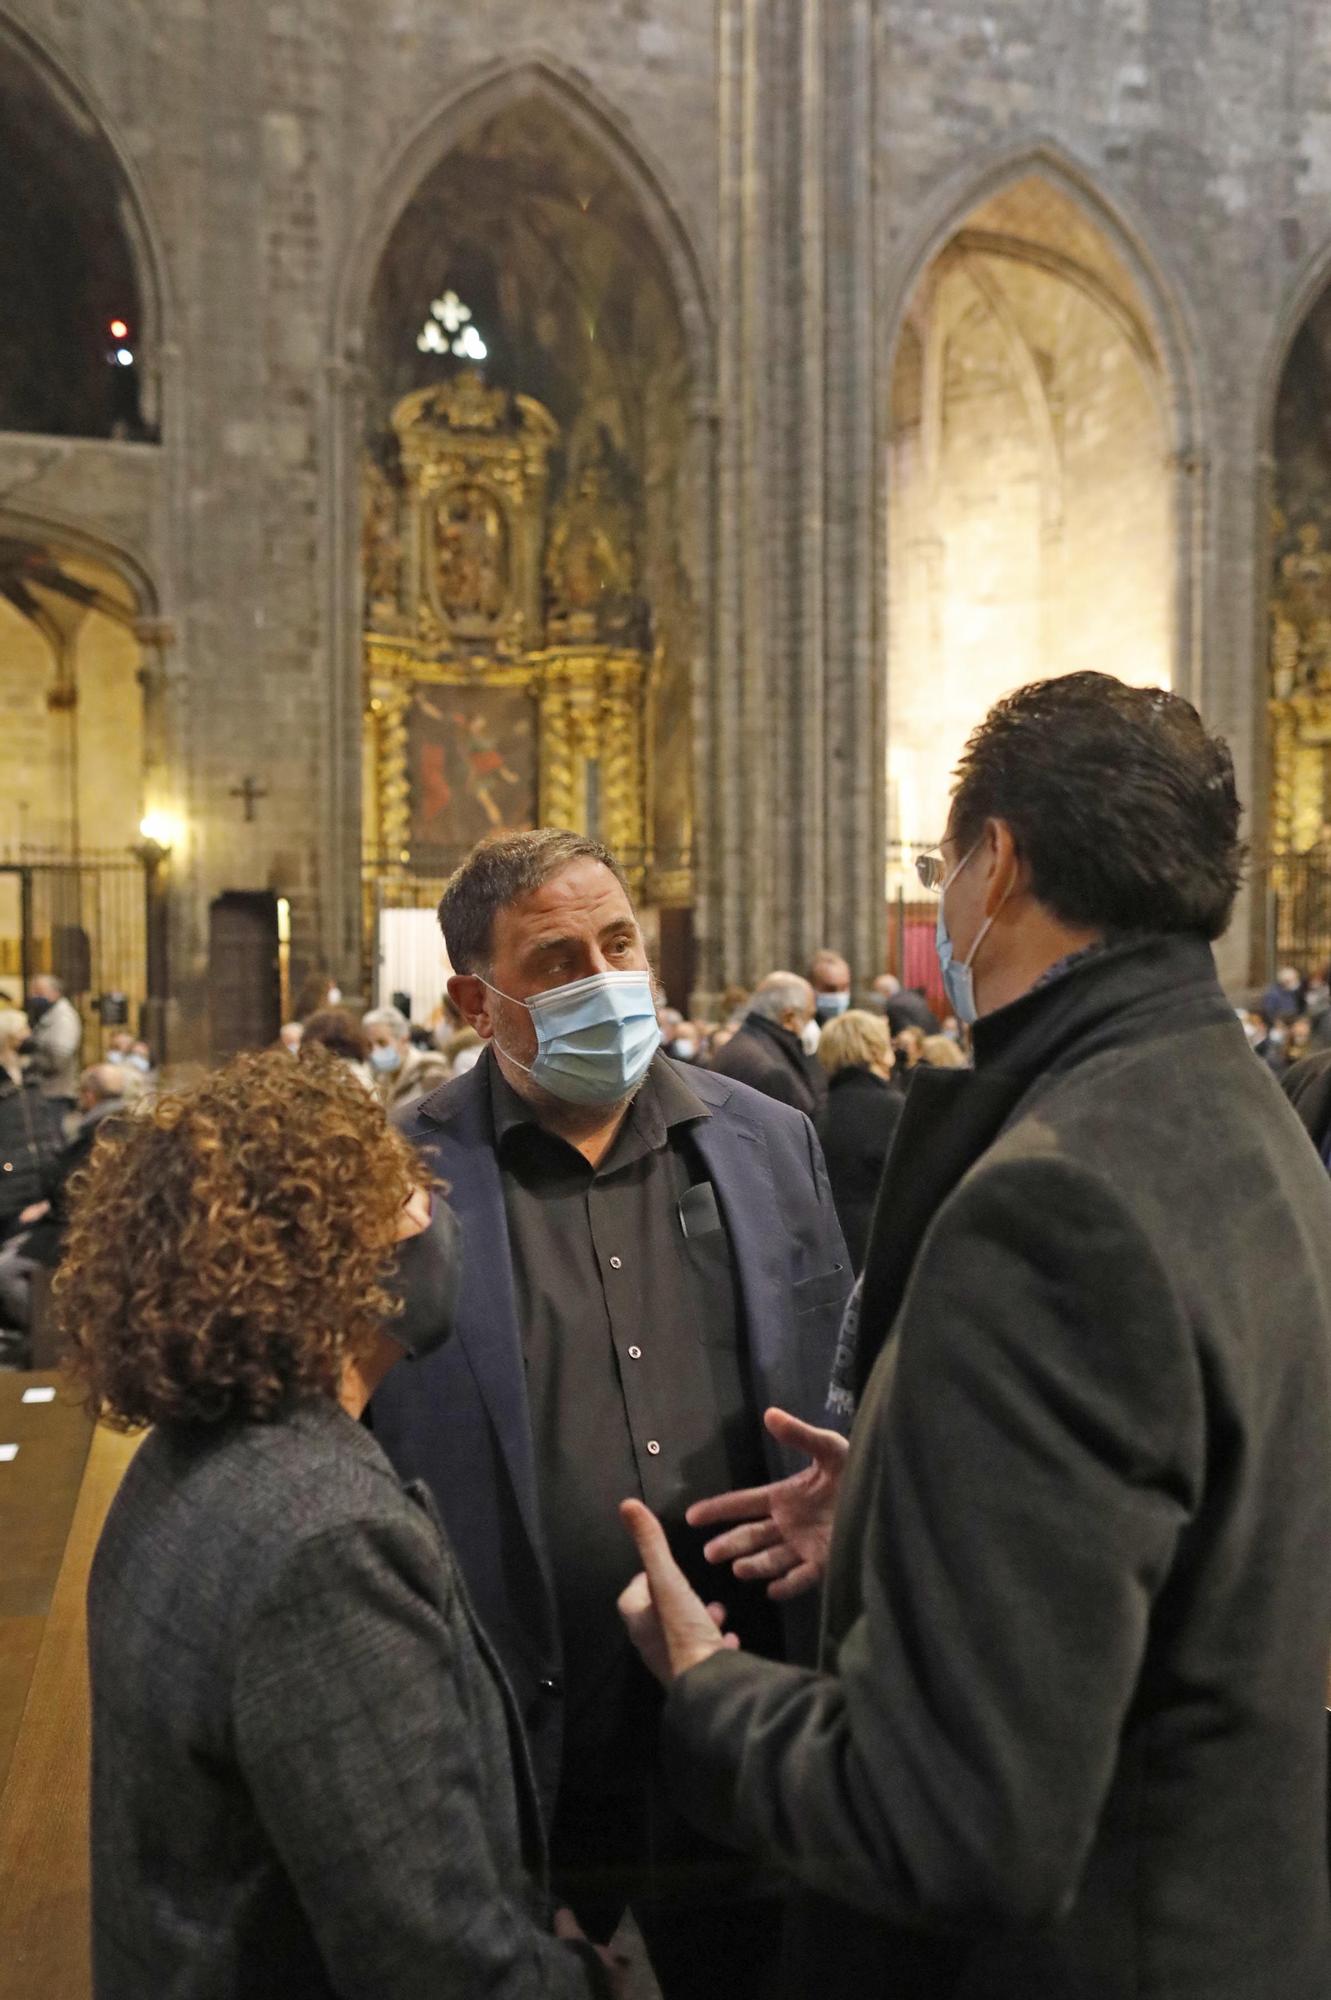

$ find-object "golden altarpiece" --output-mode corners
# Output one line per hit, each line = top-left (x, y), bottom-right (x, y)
(1269, 515), (1331, 854)
(361, 372), (650, 979)
(1266, 512), (1331, 966)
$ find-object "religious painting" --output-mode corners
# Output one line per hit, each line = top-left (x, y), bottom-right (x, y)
(406, 682), (537, 858)
(431, 482), (509, 624)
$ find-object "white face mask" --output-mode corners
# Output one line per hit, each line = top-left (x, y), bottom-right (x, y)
(800, 1017), (822, 1056)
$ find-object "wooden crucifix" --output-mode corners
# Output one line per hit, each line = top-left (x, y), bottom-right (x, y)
(229, 774), (269, 823)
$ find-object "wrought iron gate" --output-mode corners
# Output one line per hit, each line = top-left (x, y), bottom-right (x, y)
(0, 850), (146, 1058)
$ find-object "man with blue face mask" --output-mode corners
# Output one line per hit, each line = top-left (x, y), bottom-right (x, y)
(368, 826), (850, 2000)
(611, 674), (1331, 2000)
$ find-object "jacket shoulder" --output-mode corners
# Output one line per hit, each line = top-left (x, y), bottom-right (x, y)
(690, 1059), (815, 1138)
(393, 1059), (487, 1147)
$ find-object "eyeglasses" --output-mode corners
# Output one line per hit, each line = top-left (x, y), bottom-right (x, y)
(914, 850), (947, 894)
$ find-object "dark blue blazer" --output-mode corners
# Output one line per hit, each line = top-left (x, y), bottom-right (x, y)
(369, 1053), (851, 1813)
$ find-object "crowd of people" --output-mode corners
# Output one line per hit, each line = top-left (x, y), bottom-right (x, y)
(5, 670), (1331, 2000)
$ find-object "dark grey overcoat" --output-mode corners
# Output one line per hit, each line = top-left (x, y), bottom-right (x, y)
(663, 934), (1331, 1999)
(87, 1400), (607, 2000)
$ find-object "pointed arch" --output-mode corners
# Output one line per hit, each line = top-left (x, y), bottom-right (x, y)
(0, 8), (175, 426)
(1257, 234), (1331, 459)
(881, 137), (1204, 463)
(882, 137), (1207, 722)
(320, 53), (717, 979)
(0, 502), (161, 622)
(331, 51), (714, 387)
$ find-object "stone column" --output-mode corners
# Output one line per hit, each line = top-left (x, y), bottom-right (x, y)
(700, 0), (884, 1001)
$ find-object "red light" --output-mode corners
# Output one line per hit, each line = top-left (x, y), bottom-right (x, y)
(109, 318), (128, 339)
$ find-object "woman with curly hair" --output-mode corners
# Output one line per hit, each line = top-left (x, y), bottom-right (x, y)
(61, 1048), (615, 2000)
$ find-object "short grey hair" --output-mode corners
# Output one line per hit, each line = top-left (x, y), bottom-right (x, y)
(438, 829), (632, 975)
(747, 972), (814, 1024)
(82, 1063), (147, 1105)
(362, 1005), (409, 1037)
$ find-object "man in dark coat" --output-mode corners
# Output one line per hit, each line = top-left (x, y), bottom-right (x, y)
(618, 673), (1331, 2000)
(707, 971), (827, 1118)
(369, 830), (850, 2000)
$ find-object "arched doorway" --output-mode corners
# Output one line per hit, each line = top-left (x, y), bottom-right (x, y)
(0, 535), (152, 1046)
(338, 67), (706, 1014)
(886, 170), (1177, 892)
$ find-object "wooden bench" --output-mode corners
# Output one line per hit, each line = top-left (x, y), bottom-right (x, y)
(0, 1372), (140, 2000)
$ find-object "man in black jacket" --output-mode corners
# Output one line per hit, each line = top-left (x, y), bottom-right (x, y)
(707, 971), (827, 1118)
(619, 672), (1331, 2000)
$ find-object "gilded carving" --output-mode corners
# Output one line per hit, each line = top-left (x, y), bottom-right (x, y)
(432, 483), (509, 622)
(363, 381), (654, 916)
(361, 460), (401, 615)
(545, 430), (643, 647)
(1268, 513), (1331, 857)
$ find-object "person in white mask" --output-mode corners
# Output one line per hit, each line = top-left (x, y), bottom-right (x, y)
(369, 826), (850, 2000)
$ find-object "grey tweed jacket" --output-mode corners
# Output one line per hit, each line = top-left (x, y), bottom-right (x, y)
(87, 1399), (607, 2000)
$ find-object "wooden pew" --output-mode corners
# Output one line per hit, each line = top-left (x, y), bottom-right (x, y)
(0, 1372), (141, 2000)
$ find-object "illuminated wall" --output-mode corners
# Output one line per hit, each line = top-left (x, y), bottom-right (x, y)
(886, 176), (1174, 874)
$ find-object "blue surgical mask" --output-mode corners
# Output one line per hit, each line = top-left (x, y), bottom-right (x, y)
(370, 1043), (403, 1074)
(935, 840), (1006, 1028)
(815, 992), (850, 1023)
(485, 969), (660, 1106)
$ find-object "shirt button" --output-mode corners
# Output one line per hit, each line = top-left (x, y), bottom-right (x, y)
(609, 1255), (622, 1270)
(646, 1439), (661, 1455)
(628, 1345), (642, 1360)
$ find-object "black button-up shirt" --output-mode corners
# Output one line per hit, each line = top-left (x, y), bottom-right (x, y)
(489, 1049), (777, 1786)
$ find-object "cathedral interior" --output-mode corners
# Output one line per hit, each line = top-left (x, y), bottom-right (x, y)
(0, 1), (1329, 1057)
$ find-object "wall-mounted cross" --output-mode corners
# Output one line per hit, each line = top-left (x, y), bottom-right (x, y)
(229, 774), (269, 823)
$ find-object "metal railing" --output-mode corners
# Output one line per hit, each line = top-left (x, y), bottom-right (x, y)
(0, 848), (147, 1057)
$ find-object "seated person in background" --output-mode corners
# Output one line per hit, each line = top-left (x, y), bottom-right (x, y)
(707, 970), (827, 1117)
(0, 1063), (147, 1342)
(814, 1008), (902, 1273)
(64, 1048), (618, 2000)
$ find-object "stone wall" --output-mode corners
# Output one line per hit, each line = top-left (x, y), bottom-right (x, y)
(0, 0), (1329, 1041)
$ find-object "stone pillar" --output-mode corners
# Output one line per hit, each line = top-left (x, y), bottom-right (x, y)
(321, 355), (371, 986)
(702, 0), (884, 1000)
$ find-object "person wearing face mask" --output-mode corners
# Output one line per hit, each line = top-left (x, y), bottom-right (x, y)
(24, 972), (83, 1105)
(706, 970), (829, 1117)
(368, 828), (850, 2000)
(363, 1003), (451, 1110)
(68, 1048), (619, 2000)
(613, 673), (1331, 2000)
(807, 949), (853, 1036)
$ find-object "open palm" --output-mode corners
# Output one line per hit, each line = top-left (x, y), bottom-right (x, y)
(686, 1407), (849, 1601)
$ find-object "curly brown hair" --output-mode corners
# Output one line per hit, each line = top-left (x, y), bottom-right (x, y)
(56, 1046), (420, 1429)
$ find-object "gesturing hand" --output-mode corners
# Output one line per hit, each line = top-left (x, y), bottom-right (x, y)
(617, 1500), (741, 1687)
(685, 1406), (849, 1601)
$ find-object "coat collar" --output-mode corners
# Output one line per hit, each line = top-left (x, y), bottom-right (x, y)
(853, 931), (1230, 1399)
